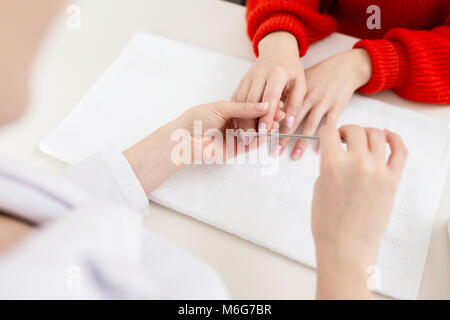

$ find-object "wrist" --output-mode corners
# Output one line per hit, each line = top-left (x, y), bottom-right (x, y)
(315, 238), (378, 269)
(348, 48), (372, 88)
(315, 242), (374, 299)
(258, 31), (299, 57)
(124, 120), (185, 194)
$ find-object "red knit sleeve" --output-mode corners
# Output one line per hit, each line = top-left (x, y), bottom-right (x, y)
(354, 16), (450, 105)
(246, 0), (337, 57)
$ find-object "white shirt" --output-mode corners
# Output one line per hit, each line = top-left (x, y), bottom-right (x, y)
(0, 150), (228, 299)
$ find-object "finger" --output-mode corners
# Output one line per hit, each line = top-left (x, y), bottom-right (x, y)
(271, 121), (280, 131)
(259, 74), (287, 132)
(236, 78), (252, 103)
(325, 107), (341, 127)
(278, 99), (313, 155)
(274, 109), (286, 122)
(366, 128), (386, 159)
(235, 79), (254, 137)
(321, 106), (343, 153)
(246, 78), (266, 103)
(291, 105), (327, 159)
(284, 79), (306, 130)
(232, 79), (247, 129)
(215, 101), (269, 120)
(231, 77), (245, 102)
(339, 125), (368, 152)
(318, 124), (344, 162)
(384, 129), (408, 175)
(239, 78), (267, 140)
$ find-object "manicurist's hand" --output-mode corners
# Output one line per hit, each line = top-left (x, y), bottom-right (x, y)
(279, 49), (372, 159)
(312, 125), (407, 299)
(124, 101), (270, 194)
(232, 31), (305, 144)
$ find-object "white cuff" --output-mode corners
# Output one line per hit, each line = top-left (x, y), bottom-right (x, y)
(101, 149), (149, 215)
(61, 148), (149, 216)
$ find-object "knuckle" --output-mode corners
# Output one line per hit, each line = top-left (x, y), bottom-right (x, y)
(264, 91), (276, 101)
(305, 116), (320, 130)
(354, 156), (375, 177)
(273, 65), (287, 75)
(397, 145), (408, 160)
(251, 68), (265, 79)
(322, 160), (342, 178)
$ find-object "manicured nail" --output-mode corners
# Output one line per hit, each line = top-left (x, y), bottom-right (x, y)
(232, 118), (238, 130)
(258, 122), (267, 132)
(256, 102), (268, 111)
(244, 136), (250, 145)
(293, 148), (302, 160)
(287, 116), (295, 128)
(277, 144), (282, 155)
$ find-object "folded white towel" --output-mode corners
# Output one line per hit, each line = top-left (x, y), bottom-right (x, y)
(40, 33), (450, 299)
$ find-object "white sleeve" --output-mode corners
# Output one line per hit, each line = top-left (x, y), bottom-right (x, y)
(61, 149), (149, 216)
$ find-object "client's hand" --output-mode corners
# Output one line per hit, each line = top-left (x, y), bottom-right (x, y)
(312, 125), (407, 299)
(232, 31), (305, 142)
(279, 49), (372, 159)
(124, 101), (270, 194)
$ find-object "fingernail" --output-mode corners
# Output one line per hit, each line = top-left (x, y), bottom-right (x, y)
(279, 101), (284, 109)
(244, 136), (250, 145)
(232, 118), (238, 130)
(293, 148), (302, 160)
(258, 122), (267, 132)
(277, 144), (282, 155)
(287, 116), (295, 128)
(256, 102), (268, 111)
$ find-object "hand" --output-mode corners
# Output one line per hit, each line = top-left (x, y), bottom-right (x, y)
(312, 125), (407, 299)
(177, 100), (271, 160)
(124, 101), (269, 194)
(232, 31), (305, 144)
(279, 49), (372, 159)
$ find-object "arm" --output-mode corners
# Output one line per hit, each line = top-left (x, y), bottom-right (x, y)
(124, 101), (270, 194)
(312, 125), (408, 299)
(63, 101), (269, 214)
(246, 0), (337, 57)
(354, 15), (450, 104)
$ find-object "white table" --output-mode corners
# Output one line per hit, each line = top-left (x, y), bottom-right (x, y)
(1, 0), (448, 299)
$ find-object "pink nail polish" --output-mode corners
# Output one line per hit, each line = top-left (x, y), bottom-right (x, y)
(293, 148), (302, 159)
(244, 136), (250, 145)
(258, 122), (267, 132)
(277, 144), (282, 154)
(287, 116), (295, 128)
(232, 119), (238, 130)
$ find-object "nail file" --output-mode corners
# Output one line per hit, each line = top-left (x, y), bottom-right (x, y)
(240, 132), (347, 143)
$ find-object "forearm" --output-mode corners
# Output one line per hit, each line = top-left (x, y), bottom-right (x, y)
(246, 0), (336, 57)
(124, 120), (185, 195)
(258, 31), (299, 57)
(315, 242), (374, 300)
(353, 22), (450, 104)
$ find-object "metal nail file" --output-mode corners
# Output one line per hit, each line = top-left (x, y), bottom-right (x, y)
(239, 132), (346, 143)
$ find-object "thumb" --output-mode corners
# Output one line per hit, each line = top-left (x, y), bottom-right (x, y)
(214, 101), (269, 120)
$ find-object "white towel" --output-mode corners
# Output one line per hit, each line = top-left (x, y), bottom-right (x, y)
(40, 33), (450, 299)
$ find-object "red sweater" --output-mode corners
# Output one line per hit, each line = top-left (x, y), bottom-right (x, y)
(246, 0), (450, 105)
